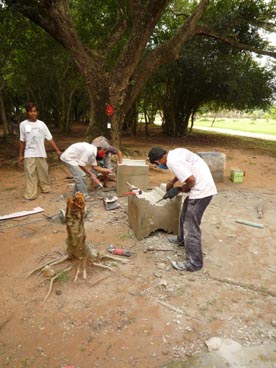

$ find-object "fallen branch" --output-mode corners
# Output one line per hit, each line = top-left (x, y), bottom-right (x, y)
(208, 274), (276, 298)
(90, 275), (111, 288)
(156, 300), (198, 320)
(144, 247), (176, 253)
(0, 316), (12, 331)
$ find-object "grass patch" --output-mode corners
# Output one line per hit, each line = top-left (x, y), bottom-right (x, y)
(186, 130), (276, 158)
(56, 271), (70, 282)
(194, 117), (276, 135)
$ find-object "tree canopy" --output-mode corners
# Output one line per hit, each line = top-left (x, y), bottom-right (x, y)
(2, 0), (276, 143)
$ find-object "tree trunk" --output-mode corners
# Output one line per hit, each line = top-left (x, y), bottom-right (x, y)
(86, 85), (111, 141)
(0, 91), (9, 138)
(190, 110), (196, 134)
(211, 115), (216, 127)
(65, 87), (76, 133)
(65, 192), (88, 260)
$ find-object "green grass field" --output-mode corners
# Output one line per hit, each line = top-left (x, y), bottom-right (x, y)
(193, 117), (276, 136)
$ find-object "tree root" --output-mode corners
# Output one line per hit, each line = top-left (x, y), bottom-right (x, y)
(92, 262), (115, 272)
(27, 250), (126, 301)
(28, 193), (128, 301)
(103, 254), (129, 263)
(74, 258), (88, 282)
(43, 265), (72, 303)
(26, 255), (69, 279)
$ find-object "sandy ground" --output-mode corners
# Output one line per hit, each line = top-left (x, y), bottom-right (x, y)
(0, 130), (276, 368)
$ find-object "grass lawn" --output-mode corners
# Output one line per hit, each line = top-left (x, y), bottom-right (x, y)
(193, 117), (276, 136)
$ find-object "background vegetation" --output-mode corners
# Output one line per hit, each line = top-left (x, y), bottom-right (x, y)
(0, 0), (275, 143)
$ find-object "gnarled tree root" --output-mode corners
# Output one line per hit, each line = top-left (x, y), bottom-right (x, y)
(26, 255), (69, 279)
(43, 265), (72, 303)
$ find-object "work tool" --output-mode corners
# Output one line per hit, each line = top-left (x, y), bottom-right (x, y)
(108, 245), (131, 257)
(103, 195), (120, 210)
(156, 187), (182, 203)
(124, 189), (142, 196)
(125, 182), (142, 195)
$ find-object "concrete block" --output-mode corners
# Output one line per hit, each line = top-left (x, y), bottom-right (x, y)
(117, 159), (149, 196)
(128, 184), (183, 240)
(197, 152), (226, 183)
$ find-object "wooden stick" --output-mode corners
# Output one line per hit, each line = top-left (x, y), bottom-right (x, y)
(144, 247), (176, 252)
(208, 274), (276, 298)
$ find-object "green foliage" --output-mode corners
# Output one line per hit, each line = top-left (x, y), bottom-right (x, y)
(56, 271), (70, 282)
(268, 106), (276, 119)
(1, 6), (87, 130)
(2, 0), (276, 140)
(195, 117), (276, 135)
(202, 0), (269, 49)
(148, 33), (275, 136)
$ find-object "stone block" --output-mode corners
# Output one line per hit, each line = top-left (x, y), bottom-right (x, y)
(117, 159), (149, 196)
(128, 184), (183, 240)
(197, 152), (226, 183)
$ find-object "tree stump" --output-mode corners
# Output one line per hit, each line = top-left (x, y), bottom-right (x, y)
(27, 192), (128, 302)
(66, 192), (87, 260)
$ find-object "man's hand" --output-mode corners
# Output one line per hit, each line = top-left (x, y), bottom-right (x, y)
(166, 181), (174, 191)
(89, 172), (97, 181)
(18, 155), (24, 164)
(105, 168), (114, 174)
(165, 186), (182, 199)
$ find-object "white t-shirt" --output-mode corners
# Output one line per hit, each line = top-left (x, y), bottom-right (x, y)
(167, 148), (217, 199)
(60, 142), (97, 167)
(19, 119), (53, 158)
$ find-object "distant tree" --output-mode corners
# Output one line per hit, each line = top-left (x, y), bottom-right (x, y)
(154, 36), (275, 136)
(0, 7), (30, 138)
(268, 106), (276, 120)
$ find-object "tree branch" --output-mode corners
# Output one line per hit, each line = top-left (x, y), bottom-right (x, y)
(124, 0), (209, 109)
(113, 0), (169, 72)
(100, 17), (128, 56)
(195, 25), (276, 59)
(6, 0), (99, 80)
(109, 0), (169, 97)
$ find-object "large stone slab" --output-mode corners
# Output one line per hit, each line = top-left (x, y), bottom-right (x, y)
(128, 184), (183, 240)
(197, 151), (226, 183)
(116, 159), (149, 195)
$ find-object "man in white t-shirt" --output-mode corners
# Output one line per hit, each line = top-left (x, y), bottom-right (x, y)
(60, 141), (113, 198)
(148, 147), (217, 272)
(19, 102), (61, 200)
(91, 136), (123, 187)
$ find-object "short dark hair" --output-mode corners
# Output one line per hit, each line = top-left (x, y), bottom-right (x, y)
(148, 147), (167, 164)
(25, 102), (37, 112)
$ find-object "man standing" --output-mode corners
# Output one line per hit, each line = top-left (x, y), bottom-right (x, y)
(60, 141), (113, 199)
(19, 102), (61, 200)
(148, 147), (217, 272)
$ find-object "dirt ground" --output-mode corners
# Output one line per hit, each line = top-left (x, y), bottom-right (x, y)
(0, 127), (276, 368)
